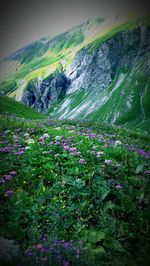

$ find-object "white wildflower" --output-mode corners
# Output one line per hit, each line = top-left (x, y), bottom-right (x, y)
(27, 138), (35, 144)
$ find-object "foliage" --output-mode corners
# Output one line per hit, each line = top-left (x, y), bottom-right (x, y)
(0, 116), (150, 265)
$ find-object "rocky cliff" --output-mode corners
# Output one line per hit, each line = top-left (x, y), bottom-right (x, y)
(0, 17), (150, 131)
(21, 70), (68, 112)
(65, 25), (150, 93)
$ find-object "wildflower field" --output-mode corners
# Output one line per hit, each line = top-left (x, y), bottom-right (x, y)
(0, 114), (150, 265)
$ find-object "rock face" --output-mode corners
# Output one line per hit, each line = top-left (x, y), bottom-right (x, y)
(20, 23), (150, 130)
(22, 71), (69, 112)
(65, 25), (150, 93)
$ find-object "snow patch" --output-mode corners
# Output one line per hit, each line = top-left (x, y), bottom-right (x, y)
(58, 98), (71, 112)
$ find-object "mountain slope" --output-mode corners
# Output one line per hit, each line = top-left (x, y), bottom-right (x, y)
(0, 16), (150, 131)
(0, 95), (44, 119)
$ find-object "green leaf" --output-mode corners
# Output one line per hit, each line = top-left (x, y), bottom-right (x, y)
(73, 179), (85, 189)
(92, 246), (105, 254)
(83, 230), (105, 243)
(104, 201), (116, 210)
(135, 164), (144, 174)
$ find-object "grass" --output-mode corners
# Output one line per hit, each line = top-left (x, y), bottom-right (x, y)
(0, 116), (150, 265)
(0, 95), (45, 119)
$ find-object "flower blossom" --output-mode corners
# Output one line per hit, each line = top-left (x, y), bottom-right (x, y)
(43, 133), (49, 138)
(4, 190), (14, 197)
(9, 171), (17, 175)
(115, 184), (123, 190)
(27, 138), (35, 144)
(79, 158), (86, 165)
(64, 146), (70, 151)
(104, 159), (112, 165)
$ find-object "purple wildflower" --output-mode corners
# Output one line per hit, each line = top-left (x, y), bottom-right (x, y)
(9, 171), (17, 176)
(116, 184), (123, 190)
(127, 147), (136, 151)
(63, 261), (69, 266)
(62, 140), (67, 144)
(48, 141), (54, 146)
(137, 150), (146, 155)
(68, 136), (74, 141)
(87, 129), (91, 133)
(145, 152), (150, 158)
(39, 137), (44, 141)
(63, 242), (70, 249)
(104, 159), (112, 165)
(24, 250), (33, 256)
(19, 147), (26, 151)
(4, 175), (12, 182)
(70, 151), (77, 156)
(79, 240), (83, 247)
(64, 146), (70, 151)
(69, 147), (77, 152)
(0, 178), (5, 184)
(0, 147), (11, 153)
(144, 170), (150, 174)
(41, 235), (46, 241)
(89, 133), (96, 139)
(4, 190), (14, 197)
(15, 150), (24, 155)
(79, 158), (86, 165)
(76, 248), (80, 258)
(13, 144), (21, 147)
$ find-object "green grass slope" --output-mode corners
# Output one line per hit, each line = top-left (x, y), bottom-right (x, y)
(0, 95), (45, 119)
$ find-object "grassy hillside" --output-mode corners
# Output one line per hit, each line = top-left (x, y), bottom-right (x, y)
(0, 95), (45, 119)
(0, 116), (150, 265)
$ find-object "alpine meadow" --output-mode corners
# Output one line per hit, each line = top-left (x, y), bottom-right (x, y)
(0, 14), (150, 266)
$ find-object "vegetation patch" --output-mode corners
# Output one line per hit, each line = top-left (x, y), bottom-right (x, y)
(0, 116), (150, 265)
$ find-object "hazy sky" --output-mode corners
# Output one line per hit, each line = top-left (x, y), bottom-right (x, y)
(0, 0), (149, 59)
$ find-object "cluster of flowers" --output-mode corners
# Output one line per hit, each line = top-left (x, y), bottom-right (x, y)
(0, 171), (17, 186)
(38, 133), (50, 145)
(48, 135), (87, 165)
(127, 147), (150, 159)
(0, 130), (25, 156)
(25, 239), (83, 265)
(0, 171), (16, 197)
(88, 145), (104, 159)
